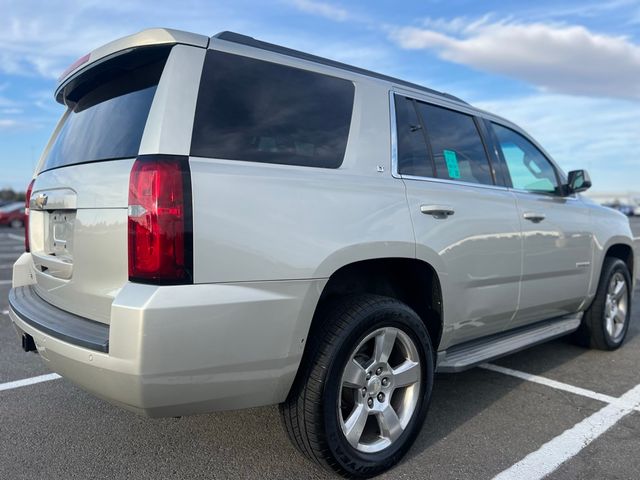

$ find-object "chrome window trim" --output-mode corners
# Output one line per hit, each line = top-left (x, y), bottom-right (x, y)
(508, 187), (580, 202)
(388, 90), (509, 192)
(403, 174), (510, 192)
(389, 90), (401, 179)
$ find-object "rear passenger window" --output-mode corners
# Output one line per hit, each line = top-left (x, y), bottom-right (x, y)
(492, 123), (559, 194)
(191, 50), (355, 168)
(416, 103), (494, 185)
(394, 96), (432, 177)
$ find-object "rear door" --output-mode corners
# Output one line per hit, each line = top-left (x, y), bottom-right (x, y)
(489, 122), (593, 327)
(27, 46), (174, 324)
(393, 93), (522, 348)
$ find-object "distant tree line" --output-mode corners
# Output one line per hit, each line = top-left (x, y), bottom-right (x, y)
(0, 189), (26, 203)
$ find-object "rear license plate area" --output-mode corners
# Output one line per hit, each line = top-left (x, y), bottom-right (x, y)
(47, 210), (75, 258)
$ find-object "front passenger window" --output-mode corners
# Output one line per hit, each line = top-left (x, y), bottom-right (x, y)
(492, 123), (559, 194)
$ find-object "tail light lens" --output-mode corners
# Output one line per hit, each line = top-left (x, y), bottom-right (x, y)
(24, 179), (35, 252)
(128, 155), (193, 284)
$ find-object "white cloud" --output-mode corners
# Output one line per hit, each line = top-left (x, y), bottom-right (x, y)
(473, 94), (640, 192)
(0, 118), (19, 128)
(389, 18), (640, 100)
(0, 12), (133, 79)
(522, 0), (639, 21)
(0, 97), (17, 108)
(0, 0), (254, 79)
(0, 0), (362, 81)
(286, 0), (351, 22)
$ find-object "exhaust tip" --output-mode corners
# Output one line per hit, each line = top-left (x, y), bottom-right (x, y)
(21, 333), (37, 353)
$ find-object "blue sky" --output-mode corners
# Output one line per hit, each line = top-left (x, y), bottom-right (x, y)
(1, 0), (639, 193)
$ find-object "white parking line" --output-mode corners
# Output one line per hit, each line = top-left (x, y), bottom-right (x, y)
(480, 363), (639, 411)
(6, 233), (23, 242)
(1, 309), (8, 316)
(483, 363), (640, 479)
(493, 383), (640, 480)
(0, 280), (12, 285)
(0, 373), (61, 393)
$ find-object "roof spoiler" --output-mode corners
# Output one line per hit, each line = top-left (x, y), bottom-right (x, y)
(55, 28), (209, 104)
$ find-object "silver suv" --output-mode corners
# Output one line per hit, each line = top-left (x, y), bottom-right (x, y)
(8, 29), (636, 478)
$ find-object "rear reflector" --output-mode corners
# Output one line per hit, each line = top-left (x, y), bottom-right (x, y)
(24, 179), (35, 252)
(128, 156), (193, 284)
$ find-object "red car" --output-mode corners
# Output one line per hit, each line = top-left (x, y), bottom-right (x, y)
(0, 202), (26, 228)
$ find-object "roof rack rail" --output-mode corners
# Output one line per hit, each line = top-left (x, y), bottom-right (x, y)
(212, 31), (469, 105)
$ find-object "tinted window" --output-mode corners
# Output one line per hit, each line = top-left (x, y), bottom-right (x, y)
(191, 50), (355, 168)
(395, 96), (432, 177)
(42, 49), (168, 172)
(416, 103), (493, 185)
(492, 123), (558, 193)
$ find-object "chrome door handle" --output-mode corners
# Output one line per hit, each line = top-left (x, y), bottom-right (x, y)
(420, 205), (455, 218)
(523, 212), (546, 223)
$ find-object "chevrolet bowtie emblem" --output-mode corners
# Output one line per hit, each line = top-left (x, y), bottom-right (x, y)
(35, 193), (48, 209)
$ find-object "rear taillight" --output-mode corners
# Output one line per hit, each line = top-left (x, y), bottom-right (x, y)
(128, 155), (193, 284)
(24, 179), (35, 252)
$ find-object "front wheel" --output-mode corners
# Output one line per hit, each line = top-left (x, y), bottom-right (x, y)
(574, 257), (632, 350)
(10, 219), (23, 228)
(280, 294), (434, 478)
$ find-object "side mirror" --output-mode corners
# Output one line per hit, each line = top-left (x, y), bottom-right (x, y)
(565, 169), (592, 195)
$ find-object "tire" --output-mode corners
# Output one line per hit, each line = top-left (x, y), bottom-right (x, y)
(574, 258), (632, 350)
(280, 294), (434, 478)
(10, 219), (23, 228)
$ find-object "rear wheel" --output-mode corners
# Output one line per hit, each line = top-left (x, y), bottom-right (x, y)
(280, 294), (434, 478)
(575, 257), (632, 350)
(10, 219), (23, 228)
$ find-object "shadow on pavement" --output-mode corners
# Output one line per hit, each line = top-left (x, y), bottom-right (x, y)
(407, 285), (640, 464)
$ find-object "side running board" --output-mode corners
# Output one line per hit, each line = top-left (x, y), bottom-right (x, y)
(436, 314), (583, 373)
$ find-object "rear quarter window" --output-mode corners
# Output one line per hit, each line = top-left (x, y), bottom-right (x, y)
(191, 50), (355, 168)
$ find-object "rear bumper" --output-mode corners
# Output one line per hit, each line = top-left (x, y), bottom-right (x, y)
(9, 277), (324, 417)
(9, 286), (109, 352)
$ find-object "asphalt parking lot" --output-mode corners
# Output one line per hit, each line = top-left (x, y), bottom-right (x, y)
(1, 220), (640, 480)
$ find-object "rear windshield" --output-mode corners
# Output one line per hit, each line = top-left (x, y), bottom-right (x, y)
(191, 50), (355, 169)
(41, 47), (169, 172)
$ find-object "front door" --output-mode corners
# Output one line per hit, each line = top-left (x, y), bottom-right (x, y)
(489, 122), (593, 327)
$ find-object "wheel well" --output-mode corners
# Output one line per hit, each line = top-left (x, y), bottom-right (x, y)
(314, 258), (443, 349)
(605, 244), (634, 279)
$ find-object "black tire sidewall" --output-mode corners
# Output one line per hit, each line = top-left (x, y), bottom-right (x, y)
(596, 259), (632, 349)
(321, 301), (434, 477)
